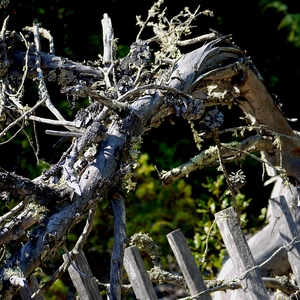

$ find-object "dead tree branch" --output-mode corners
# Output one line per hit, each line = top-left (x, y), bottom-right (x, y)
(1, 4), (300, 300)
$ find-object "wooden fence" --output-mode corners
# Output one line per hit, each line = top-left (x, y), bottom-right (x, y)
(20, 195), (300, 299)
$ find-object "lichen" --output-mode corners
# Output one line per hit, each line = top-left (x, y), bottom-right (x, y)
(129, 232), (162, 267)
(3, 266), (23, 281)
(27, 201), (49, 221)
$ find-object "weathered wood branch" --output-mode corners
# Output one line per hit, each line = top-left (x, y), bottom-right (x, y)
(1, 9), (300, 299)
(8, 51), (104, 82)
(160, 135), (274, 186)
(236, 68), (300, 179)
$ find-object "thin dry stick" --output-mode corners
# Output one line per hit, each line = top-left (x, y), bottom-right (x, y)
(32, 118), (40, 159)
(89, 90), (129, 113)
(5, 32), (30, 100)
(90, 83), (193, 114)
(23, 26), (55, 54)
(32, 23), (81, 133)
(21, 125), (40, 164)
(45, 130), (82, 138)
(0, 200), (26, 227)
(0, 16), (9, 40)
(200, 219), (217, 264)
(135, 0), (165, 41)
(176, 32), (219, 46)
(0, 122), (23, 145)
(0, 99), (47, 139)
(61, 244), (97, 280)
(117, 83), (194, 103)
(0, 16), (10, 66)
(28, 115), (77, 127)
(212, 129), (238, 208)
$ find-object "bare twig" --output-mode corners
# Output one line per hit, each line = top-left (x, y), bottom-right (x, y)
(5, 32), (30, 100)
(0, 110), (25, 145)
(45, 130), (82, 138)
(0, 16), (9, 67)
(160, 135), (274, 187)
(212, 129), (238, 208)
(176, 31), (221, 46)
(88, 90), (130, 114)
(32, 23), (81, 133)
(28, 115), (77, 127)
(21, 123), (40, 164)
(0, 98), (47, 138)
(117, 83), (197, 103)
(0, 16), (9, 40)
(0, 200), (26, 227)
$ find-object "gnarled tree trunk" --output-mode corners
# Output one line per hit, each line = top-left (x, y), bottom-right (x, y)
(1, 4), (300, 299)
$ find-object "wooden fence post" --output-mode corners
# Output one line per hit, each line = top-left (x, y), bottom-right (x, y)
(166, 229), (212, 300)
(63, 250), (102, 300)
(123, 245), (158, 300)
(269, 196), (300, 285)
(215, 207), (269, 299)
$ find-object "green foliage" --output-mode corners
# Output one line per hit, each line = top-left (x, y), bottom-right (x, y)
(260, 0), (300, 47)
(190, 175), (252, 278)
(279, 13), (300, 46)
(44, 278), (69, 300)
(126, 153), (198, 265)
(151, 137), (192, 170)
(125, 153), (264, 279)
(116, 44), (130, 58)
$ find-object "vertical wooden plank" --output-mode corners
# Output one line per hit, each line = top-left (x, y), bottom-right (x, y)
(123, 245), (158, 300)
(63, 250), (102, 300)
(270, 196), (300, 285)
(215, 207), (269, 299)
(166, 229), (212, 300)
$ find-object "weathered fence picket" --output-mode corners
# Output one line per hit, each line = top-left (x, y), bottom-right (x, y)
(63, 250), (103, 300)
(214, 207), (270, 299)
(166, 229), (212, 300)
(123, 245), (158, 299)
(269, 196), (300, 285)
